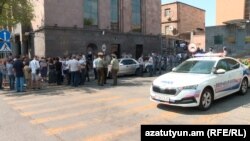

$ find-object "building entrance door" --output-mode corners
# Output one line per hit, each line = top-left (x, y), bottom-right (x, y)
(136, 45), (143, 59)
(111, 44), (121, 58)
(15, 35), (21, 56)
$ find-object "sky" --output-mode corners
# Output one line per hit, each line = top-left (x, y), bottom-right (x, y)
(161, 0), (216, 26)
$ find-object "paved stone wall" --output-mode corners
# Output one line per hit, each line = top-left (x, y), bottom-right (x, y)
(45, 0), (83, 28)
(37, 27), (160, 58)
(145, 0), (161, 35)
(33, 31), (46, 57)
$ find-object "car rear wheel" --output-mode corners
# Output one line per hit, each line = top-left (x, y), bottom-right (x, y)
(199, 88), (213, 111)
(239, 78), (248, 95)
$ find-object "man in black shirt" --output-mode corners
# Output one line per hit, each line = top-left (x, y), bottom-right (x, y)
(55, 57), (62, 85)
(13, 55), (25, 92)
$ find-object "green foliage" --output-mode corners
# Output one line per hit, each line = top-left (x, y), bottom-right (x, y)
(239, 59), (250, 68)
(0, 0), (34, 28)
(84, 18), (94, 26)
(131, 28), (141, 32)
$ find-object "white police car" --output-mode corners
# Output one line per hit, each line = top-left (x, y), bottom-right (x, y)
(150, 56), (250, 110)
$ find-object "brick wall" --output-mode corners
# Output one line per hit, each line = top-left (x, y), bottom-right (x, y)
(161, 2), (205, 37)
(178, 3), (205, 34)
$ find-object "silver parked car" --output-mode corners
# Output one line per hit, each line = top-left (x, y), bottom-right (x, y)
(108, 58), (140, 77)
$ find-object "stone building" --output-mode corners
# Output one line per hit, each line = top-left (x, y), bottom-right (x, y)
(216, 0), (249, 25)
(161, 2), (205, 51)
(206, 0), (250, 56)
(13, 0), (161, 58)
(206, 22), (250, 57)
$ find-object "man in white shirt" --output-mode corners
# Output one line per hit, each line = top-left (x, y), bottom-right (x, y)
(65, 57), (71, 85)
(79, 56), (86, 85)
(148, 55), (154, 77)
(68, 55), (80, 87)
(29, 56), (40, 89)
(93, 55), (98, 80)
(223, 47), (228, 57)
(138, 55), (144, 76)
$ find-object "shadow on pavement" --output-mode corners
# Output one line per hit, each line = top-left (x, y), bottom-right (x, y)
(157, 91), (250, 115)
(0, 75), (156, 98)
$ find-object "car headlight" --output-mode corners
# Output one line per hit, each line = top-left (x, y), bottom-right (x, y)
(179, 85), (198, 90)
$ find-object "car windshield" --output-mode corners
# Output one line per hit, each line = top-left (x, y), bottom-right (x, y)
(173, 60), (216, 74)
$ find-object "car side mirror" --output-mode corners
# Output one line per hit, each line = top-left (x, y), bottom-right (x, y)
(214, 69), (226, 74)
(172, 67), (176, 72)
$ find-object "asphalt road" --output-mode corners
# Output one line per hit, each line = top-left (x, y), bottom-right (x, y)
(0, 76), (250, 141)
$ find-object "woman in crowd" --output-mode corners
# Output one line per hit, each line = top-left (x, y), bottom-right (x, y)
(48, 58), (56, 85)
(23, 61), (31, 89)
(6, 59), (15, 90)
(40, 57), (48, 82)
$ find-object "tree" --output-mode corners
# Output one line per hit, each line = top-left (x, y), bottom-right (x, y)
(0, 0), (34, 29)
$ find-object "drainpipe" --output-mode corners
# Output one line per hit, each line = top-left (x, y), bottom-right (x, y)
(190, 30), (194, 43)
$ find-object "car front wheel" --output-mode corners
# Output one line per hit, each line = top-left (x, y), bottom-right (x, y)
(199, 88), (213, 111)
(239, 78), (248, 95)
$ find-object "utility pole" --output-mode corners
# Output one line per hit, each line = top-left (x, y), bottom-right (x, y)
(159, 34), (162, 75)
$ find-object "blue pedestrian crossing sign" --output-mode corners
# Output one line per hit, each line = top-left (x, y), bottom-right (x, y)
(0, 30), (12, 52)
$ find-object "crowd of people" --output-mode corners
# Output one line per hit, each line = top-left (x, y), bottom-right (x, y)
(137, 53), (183, 77)
(0, 47), (223, 93)
(0, 52), (120, 93)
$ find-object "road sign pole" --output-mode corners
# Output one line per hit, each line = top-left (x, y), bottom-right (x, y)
(4, 32), (6, 41)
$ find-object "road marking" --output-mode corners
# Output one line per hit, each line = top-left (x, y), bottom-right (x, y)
(11, 91), (118, 110)
(46, 122), (86, 136)
(190, 112), (230, 124)
(6, 92), (79, 105)
(20, 96), (120, 116)
(3, 86), (100, 103)
(2, 86), (74, 101)
(12, 95), (84, 110)
(45, 103), (156, 135)
(31, 98), (143, 125)
(3, 94), (35, 101)
(81, 110), (180, 141)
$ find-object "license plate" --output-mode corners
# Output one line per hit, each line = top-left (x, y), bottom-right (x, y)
(155, 95), (169, 102)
